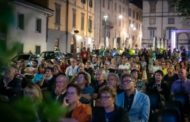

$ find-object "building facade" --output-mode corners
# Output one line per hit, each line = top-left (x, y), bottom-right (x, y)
(7, 1), (53, 54)
(128, 2), (142, 48)
(142, 0), (190, 50)
(47, 0), (94, 53)
(94, 0), (142, 49)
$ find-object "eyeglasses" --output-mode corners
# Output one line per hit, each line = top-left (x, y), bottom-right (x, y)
(122, 79), (133, 84)
(101, 96), (112, 99)
(66, 92), (76, 95)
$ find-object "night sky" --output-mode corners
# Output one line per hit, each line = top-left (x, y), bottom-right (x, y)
(130, 0), (142, 8)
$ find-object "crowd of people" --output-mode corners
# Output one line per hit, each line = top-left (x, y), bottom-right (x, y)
(0, 47), (190, 122)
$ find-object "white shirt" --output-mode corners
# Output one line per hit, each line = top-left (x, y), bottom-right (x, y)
(65, 65), (79, 77)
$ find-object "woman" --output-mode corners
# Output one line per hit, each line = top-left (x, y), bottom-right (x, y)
(40, 67), (54, 93)
(61, 84), (92, 122)
(24, 83), (43, 101)
(75, 72), (94, 104)
(107, 73), (122, 94)
(32, 66), (44, 84)
(92, 86), (129, 122)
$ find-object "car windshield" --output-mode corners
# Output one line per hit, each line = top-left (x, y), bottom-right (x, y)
(41, 52), (55, 59)
(16, 55), (30, 60)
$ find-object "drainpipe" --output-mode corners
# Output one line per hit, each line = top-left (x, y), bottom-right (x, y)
(46, 15), (48, 47)
(86, 0), (89, 48)
(161, 0), (163, 41)
(99, 0), (102, 49)
(66, 0), (69, 53)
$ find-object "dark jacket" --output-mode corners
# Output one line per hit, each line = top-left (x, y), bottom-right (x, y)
(92, 106), (130, 122)
(0, 77), (22, 101)
(146, 80), (170, 101)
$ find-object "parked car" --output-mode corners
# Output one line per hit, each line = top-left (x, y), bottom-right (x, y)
(38, 51), (65, 62)
(11, 54), (38, 67)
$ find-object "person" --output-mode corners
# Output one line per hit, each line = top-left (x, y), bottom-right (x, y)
(91, 69), (107, 106)
(171, 68), (190, 119)
(80, 47), (89, 64)
(171, 68), (190, 95)
(65, 58), (79, 80)
(131, 69), (146, 92)
(0, 66), (23, 101)
(61, 84), (92, 122)
(116, 74), (150, 122)
(107, 73), (122, 94)
(92, 86), (129, 122)
(78, 63), (91, 84)
(52, 74), (69, 104)
(163, 66), (178, 90)
(40, 67), (55, 93)
(75, 72), (94, 104)
(146, 70), (170, 101)
(32, 66), (44, 84)
(24, 83), (43, 102)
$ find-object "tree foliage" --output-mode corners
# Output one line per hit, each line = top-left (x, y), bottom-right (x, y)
(0, 97), (67, 122)
(171, 0), (190, 16)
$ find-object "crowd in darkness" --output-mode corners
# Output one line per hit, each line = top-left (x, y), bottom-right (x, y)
(0, 47), (190, 122)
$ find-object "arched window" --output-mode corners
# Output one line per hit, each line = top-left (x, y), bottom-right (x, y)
(149, 0), (157, 13)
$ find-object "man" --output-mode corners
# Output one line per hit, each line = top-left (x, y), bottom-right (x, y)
(91, 69), (107, 106)
(65, 58), (79, 80)
(92, 86), (129, 122)
(0, 66), (22, 101)
(52, 74), (69, 103)
(80, 47), (89, 64)
(131, 69), (146, 92)
(116, 74), (150, 122)
(146, 70), (170, 101)
(171, 68), (190, 117)
(171, 68), (190, 95)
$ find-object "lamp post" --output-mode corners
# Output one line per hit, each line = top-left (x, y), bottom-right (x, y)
(71, 28), (79, 54)
(103, 15), (108, 49)
(118, 14), (123, 48)
(129, 24), (136, 48)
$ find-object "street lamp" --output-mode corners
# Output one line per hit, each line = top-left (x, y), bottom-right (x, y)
(103, 15), (108, 49)
(118, 14), (123, 49)
(128, 24), (136, 48)
(118, 14), (123, 20)
(71, 28), (79, 53)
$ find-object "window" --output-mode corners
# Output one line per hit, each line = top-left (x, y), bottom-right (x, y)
(81, 0), (86, 4)
(115, 3), (117, 11)
(108, 0), (110, 10)
(88, 16), (92, 33)
(128, 8), (131, 17)
(129, 19), (131, 25)
(72, 8), (76, 28)
(133, 10), (135, 19)
(148, 27), (156, 39)
(149, 1), (157, 13)
(103, 0), (105, 8)
(81, 13), (85, 30)
(55, 3), (61, 25)
(136, 12), (138, 20)
(166, 27), (175, 40)
(17, 13), (24, 30)
(119, 5), (121, 13)
(36, 18), (42, 33)
(168, 2), (175, 12)
(35, 45), (41, 54)
(89, 0), (93, 8)
(149, 17), (156, 25)
(168, 18), (175, 24)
